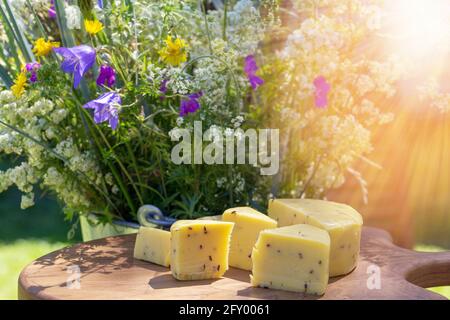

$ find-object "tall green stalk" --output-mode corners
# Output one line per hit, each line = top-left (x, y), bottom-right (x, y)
(0, 65), (12, 87)
(0, 4), (24, 71)
(25, 0), (48, 40)
(1, 0), (35, 62)
(80, 107), (145, 210)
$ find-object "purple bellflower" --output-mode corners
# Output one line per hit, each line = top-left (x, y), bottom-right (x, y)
(244, 55), (264, 90)
(313, 76), (331, 108)
(96, 65), (116, 87)
(53, 45), (96, 88)
(83, 92), (121, 130)
(180, 92), (202, 117)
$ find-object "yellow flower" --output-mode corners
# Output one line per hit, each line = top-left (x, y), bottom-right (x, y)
(84, 19), (104, 35)
(158, 36), (188, 66)
(11, 72), (27, 97)
(32, 38), (60, 57)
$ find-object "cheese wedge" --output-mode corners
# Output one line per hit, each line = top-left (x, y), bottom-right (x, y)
(133, 227), (171, 267)
(268, 199), (363, 276)
(170, 220), (234, 280)
(196, 215), (222, 221)
(222, 207), (277, 271)
(251, 224), (330, 295)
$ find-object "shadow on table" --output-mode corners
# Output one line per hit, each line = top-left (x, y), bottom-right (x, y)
(148, 274), (219, 289)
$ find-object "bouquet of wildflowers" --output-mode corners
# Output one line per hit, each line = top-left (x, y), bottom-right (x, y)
(0, 0), (400, 230)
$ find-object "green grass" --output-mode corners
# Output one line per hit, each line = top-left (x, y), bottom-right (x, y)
(0, 159), (77, 300)
(415, 245), (450, 299)
(0, 240), (68, 300)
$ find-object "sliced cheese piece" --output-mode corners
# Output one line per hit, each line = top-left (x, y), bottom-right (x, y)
(222, 207), (277, 271)
(133, 227), (171, 267)
(196, 215), (222, 221)
(251, 224), (330, 295)
(268, 198), (363, 276)
(170, 220), (234, 280)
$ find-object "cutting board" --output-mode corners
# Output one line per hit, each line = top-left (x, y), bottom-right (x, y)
(18, 227), (450, 300)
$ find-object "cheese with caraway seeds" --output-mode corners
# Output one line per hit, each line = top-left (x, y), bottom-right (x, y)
(251, 224), (330, 295)
(170, 220), (234, 280)
(133, 227), (171, 267)
(268, 198), (363, 276)
(222, 207), (277, 271)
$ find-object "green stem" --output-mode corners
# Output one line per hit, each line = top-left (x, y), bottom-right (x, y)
(77, 105), (137, 216)
(82, 108), (144, 207)
(156, 150), (167, 199)
(25, 0), (48, 40)
(1, 0), (34, 62)
(0, 5), (24, 69)
(0, 65), (12, 87)
(54, 0), (76, 47)
(299, 154), (323, 198)
(222, 0), (227, 41)
(200, 1), (213, 54)
(125, 141), (144, 197)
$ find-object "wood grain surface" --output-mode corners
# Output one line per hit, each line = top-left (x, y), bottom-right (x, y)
(18, 227), (450, 300)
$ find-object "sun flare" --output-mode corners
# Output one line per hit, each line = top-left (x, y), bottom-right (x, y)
(386, 0), (450, 59)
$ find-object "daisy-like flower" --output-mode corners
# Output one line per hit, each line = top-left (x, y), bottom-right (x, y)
(53, 45), (96, 88)
(32, 38), (60, 57)
(179, 92), (202, 117)
(84, 19), (104, 35)
(11, 72), (27, 97)
(313, 76), (331, 108)
(159, 36), (188, 66)
(83, 92), (121, 130)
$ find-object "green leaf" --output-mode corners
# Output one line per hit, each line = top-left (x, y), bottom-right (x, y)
(0, 4), (22, 70)
(0, 64), (13, 87)
(1, 0), (35, 62)
(25, 0), (48, 40)
(54, 0), (76, 47)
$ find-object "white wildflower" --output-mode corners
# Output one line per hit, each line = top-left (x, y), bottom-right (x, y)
(176, 117), (184, 126)
(21, 192), (35, 209)
(65, 5), (81, 30)
(51, 109), (68, 124)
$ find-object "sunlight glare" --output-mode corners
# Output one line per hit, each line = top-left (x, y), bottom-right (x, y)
(387, 0), (450, 59)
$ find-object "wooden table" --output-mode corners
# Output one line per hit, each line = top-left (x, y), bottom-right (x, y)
(18, 227), (450, 300)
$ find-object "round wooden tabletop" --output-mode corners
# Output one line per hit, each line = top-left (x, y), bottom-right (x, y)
(18, 227), (450, 300)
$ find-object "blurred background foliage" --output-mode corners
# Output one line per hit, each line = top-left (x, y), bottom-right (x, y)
(0, 157), (80, 300)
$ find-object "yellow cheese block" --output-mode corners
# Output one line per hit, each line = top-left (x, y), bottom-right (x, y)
(222, 207), (277, 271)
(170, 220), (234, 280)
(268, 198), (363, 276)
(196, 215), (222, 221)
(133, 227), (171, 267)
(251, 224), (330, 295)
